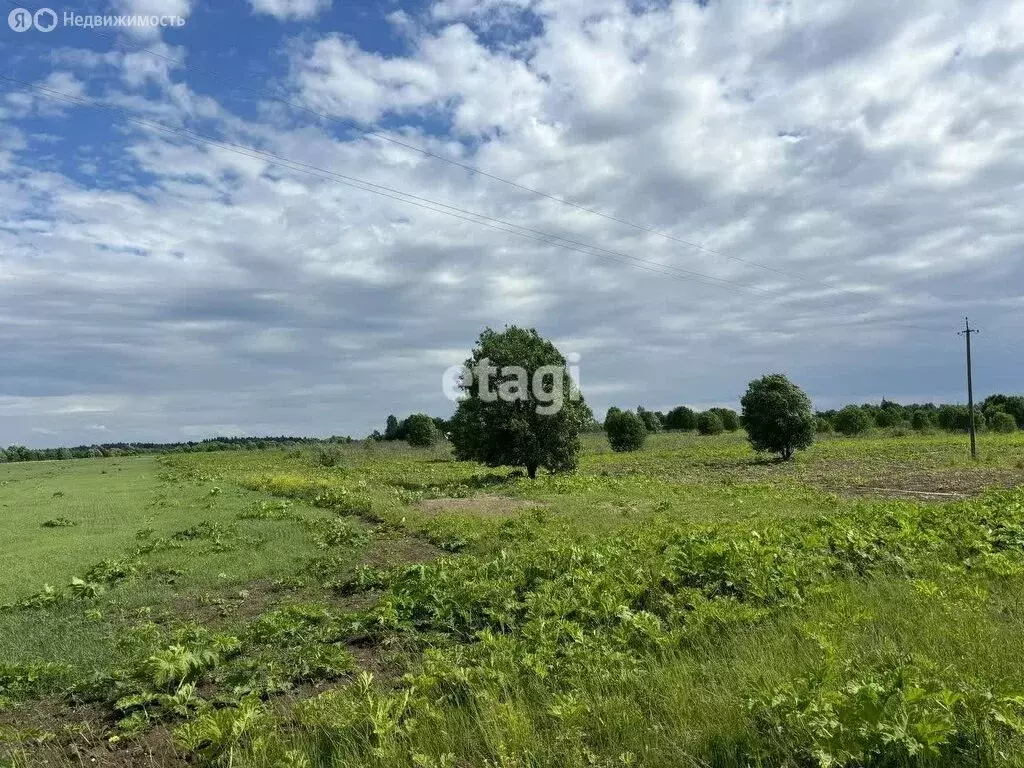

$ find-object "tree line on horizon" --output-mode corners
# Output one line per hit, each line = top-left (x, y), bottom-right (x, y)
(595, 392), (1021, 452)
(0, 435), (355, 464)
(5, 392), (1020, 466)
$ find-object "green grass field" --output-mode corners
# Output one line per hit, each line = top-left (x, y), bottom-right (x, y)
(2, 431), (1024, 767)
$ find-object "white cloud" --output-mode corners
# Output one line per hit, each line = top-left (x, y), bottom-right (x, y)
(292, 24), (545, 134)
(249, 0), (331, 21)
(111, 0), (193, 39)
(292, 36), (443, 123)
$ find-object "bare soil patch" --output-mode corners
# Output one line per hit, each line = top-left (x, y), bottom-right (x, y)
(1, 701), (184, 768)
(817, 468), (1024, 500)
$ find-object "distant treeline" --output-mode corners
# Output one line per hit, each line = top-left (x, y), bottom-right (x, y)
(0, 435), (355, 464)
(371, 410), (603, 443)
(624, 394), (1023, 436)
(814, 394), (1024, 435)
(7, 393), (1020, 465)
(608, 405), (743, 435)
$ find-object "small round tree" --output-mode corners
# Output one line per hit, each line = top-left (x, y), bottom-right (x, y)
(696, 411), (724, 436)
(815, 416), (834, 434)
(605, 409), (648, 452)
(834, 405), (873, 436)
(990, 411), (1017, 434)
(664, 406), (697, 431)
(448, 327), (587, 479)
(710, 407), (740, 432)
(637, 407), (663, 433)
(406, 413), (441, 447)
(740, 374), (815, 461)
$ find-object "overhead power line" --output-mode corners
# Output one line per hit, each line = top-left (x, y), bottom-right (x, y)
(0, 74), (954, 337)
(0, 73), (784, 296)
(7, 10), (858, 298)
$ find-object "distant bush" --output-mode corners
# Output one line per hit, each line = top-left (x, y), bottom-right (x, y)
(605, 409), (648, 452)
(990, 411), (1017, 434)
(874, 407), (903, 428)
(815, 417), (834, 434)
(382, 413), (449, 443)
(314, 445), (344, 467)
(710, 408), (740, 432)
(910, 409), (934, 431)
(384, 415), (404, 441)
(936, 404), (986, 432)
(637, 407), (662, 433)
(405, 414), (441, 447)
(664, 406), (697, 431)
(983, 394), (1024, 429)
(834, 406), (873, 436)
(696, 411), (724, 436)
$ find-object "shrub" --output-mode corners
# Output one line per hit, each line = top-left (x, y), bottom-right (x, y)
(636, 407), (662, 433)
(710, 407), (740, 432)
(314, 445), (344, 468)
(664, 406), (697, 431)
(815, 417), (834, 434)
(696, 411), (724, 436)
(982, 394), (1024, 428)
(990, 411), (1017, 434)
(910, 409), (933, 431)
(604, 409), (648, 452)
(936, 405), (986, 432)
(873, 400), (906, 428)
(834, 406), (873, 436)
(740, 374), (815, 460)
(405, 414), (441, 447)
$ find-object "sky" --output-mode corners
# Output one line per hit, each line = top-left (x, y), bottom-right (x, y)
(1, 0), (1023, 447)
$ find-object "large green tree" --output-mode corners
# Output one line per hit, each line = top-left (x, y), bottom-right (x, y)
(740, 374), (815, 461)
(449, 327), (588, 479)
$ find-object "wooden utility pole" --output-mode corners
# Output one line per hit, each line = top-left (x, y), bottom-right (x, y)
(958, 317), (980, 459)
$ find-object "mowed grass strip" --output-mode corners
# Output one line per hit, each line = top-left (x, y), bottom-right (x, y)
(0, 457), (321, 604)
(1, 458), (164, 602)
(0, 454), (423, 679)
